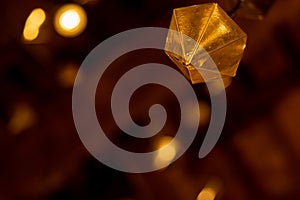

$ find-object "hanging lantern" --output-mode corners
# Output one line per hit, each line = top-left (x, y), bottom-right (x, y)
(165, 3), (247, 84)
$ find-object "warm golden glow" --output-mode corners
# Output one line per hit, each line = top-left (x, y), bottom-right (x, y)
(199, 101), (210, 126)
(58, 63), (79, 87)
(59, 10), (81, 30)
(7, 104), (37, 135)
(154, 136), (178, 168)
(157, 144), (176, 162)
(197, 178), (222, 200)
(27, 8), (46, 27)
(197, 187), (216, 200)
(54, 4), (87, 37)
(165, 3), (247, 84)
(23, 25), (40, 41)
(208, 77), (232, 94)
(182, 100), (200, 128)
(23, 8), (46, 41)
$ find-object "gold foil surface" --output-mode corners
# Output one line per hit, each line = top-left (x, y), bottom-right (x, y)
(165, 3), (247, 84)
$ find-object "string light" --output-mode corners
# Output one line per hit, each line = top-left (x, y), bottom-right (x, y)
(54, 4), (87, 37)
(23, 8), (46, 41)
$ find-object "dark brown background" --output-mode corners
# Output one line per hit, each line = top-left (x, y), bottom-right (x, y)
(0, 0), (300, 199)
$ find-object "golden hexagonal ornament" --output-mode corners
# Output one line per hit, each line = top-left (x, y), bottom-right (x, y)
(165, 3), (247, 84)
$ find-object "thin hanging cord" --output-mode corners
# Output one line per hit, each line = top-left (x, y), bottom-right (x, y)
(228, 0), (242, 18)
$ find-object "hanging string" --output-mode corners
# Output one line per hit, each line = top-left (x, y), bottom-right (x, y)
(228, 0), (242, 18)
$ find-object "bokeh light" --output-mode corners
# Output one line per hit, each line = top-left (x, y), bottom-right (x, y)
(54, 4), (87, 37)
(153, 136), (179, 168)
(197, 178), (222, 200)
(197, 187), (216, 200)
(58, 62), (79, 87)
(23, 8), (46, 41)
(23, 26), (40, 41)
(7, 104), (37, 135)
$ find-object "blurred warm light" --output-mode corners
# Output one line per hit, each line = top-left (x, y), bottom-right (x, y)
(7, 104), (37, 135)
(207, 77), (230, 95)
(154, 136), (178, 168)
(182, 100), (210, 128)
(222, 77), (232, 88)
(199, 101), (211, 126)
(54, 4), (87, 37)
(27, 8), (46, 27)
(74, 0), (99, 5)
(58, 62), (79, 87)
(197, 187), (216, 200)
(182, 100), (200, 128)
(60, 10), (81, 30)
(23, 8), (46, 41)
(23, 26), (40, 41)
(197, 178), (222, 200)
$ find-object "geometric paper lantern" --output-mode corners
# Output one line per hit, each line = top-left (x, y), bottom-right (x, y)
(165, 3), (247, 84)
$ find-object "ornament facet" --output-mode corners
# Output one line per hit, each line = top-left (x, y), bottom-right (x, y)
(165, 3), (247, 84)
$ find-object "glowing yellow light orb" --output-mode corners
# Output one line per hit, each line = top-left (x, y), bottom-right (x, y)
(27, 8), (46, 27)
(54, 4), (87, 37)
(197, 187), (216, 200)
(23, 25), (40, 41)
(197, 179), (222, 200)
(59, 10), (80, 30)
(153, 136), (179, 168)
(23, 8), (46, 41)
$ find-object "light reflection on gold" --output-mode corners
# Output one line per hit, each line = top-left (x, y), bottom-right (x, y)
(165, 3), (247, 84)
(23, 8), (46, 41)
(153, 136), (178, 168)
(54, 4), (87, 37)
(7, 104), (37, 135)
